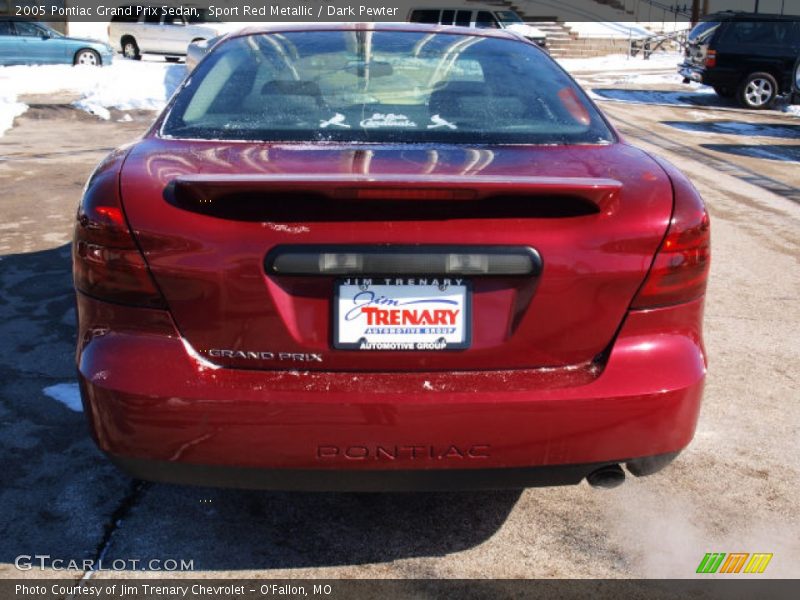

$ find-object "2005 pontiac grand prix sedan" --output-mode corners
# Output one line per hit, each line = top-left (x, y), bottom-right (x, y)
(74, 23), (710, 491)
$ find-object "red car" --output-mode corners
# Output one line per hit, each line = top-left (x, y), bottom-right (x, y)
(74, 24), (710, 491)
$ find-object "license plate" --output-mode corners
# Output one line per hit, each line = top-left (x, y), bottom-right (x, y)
(334, 278), (470, 350)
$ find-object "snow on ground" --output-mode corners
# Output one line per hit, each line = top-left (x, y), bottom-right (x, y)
(0, 59), (185, 136)
(43, 383), (83, 412)
(557, 52), (800, 119)
(579, 75), (800, 118)
(557, 52), (683, 73)
(0, 51), (797, 137)
(0, 89), (27, 137)
(559, 52), (705, 95)
(564, 21), (655, 39)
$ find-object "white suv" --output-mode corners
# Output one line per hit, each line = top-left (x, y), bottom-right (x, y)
(408, 5), (548, 49)
(109, 6), (230, 61)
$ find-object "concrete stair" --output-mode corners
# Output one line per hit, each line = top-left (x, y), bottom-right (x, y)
(526, 20), (633, 58)
(475, 0), (647, 58)
(546, 36), (633, 58)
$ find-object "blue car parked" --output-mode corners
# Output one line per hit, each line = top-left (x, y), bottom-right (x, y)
(0, 19), (113, 66)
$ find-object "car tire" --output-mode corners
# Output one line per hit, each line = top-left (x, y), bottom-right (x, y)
(737, 72), (778, 110)
(74, 49), (101, 67)
(122, 37), (141, 61)
(712, 85), (735, 98)
(165, 57), (181, 63)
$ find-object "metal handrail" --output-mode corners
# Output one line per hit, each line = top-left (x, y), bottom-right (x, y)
(629, 27), (690, 59)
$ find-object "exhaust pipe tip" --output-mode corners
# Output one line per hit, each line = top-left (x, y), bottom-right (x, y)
(586, 464), (625, 489)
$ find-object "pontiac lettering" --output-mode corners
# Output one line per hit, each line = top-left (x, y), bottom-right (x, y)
(317, 444), (491, 460)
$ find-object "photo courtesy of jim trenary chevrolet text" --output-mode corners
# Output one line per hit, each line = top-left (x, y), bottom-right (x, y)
(0, 0), (798, 597)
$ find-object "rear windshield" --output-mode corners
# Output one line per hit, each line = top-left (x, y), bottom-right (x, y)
(718, 20), (797, 46)
(688, 21), (720, 42)
(162, 30), (613, 145)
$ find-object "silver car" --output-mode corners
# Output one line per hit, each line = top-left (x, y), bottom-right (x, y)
(109, 5), (230, 61)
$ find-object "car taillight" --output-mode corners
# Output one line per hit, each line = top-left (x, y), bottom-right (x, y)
(704, 49), (717, 68)
(631, 172), (710, 310)
(73, 161), (167, 308)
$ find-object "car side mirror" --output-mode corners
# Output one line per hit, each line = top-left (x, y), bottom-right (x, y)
(40, 31), (52, 39)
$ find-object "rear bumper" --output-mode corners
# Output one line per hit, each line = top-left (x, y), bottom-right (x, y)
(77, 294), (706, 490)
(679, 64), (704, 83)
(679, 63), (741, 90)
(110, 455), (642, 491)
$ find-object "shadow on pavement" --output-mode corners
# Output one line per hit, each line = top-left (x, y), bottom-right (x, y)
(591, 88), (729, 108)
(105, 484), (522, 570)
(0, 244), (520, 573)
(700, 143), (800, 164)
(0, 244), (132, 571)
(661, 120), (800, 139)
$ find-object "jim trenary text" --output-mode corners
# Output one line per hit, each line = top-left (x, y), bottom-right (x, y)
(16, 583), (334, 597)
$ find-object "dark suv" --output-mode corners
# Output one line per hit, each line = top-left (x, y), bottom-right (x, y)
(679, 12), (800, 109)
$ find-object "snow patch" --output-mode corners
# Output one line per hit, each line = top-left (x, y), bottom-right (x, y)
(74, 98), (111, 120)
(76, 62), (184, 113)
(558, 52), (683, 73)
(0, 89), (28, 136)
(0, 60), (185, 136)
(43, 383), (83, 412)
(585, 72), (684, 86)
(565, 21), (654, 39)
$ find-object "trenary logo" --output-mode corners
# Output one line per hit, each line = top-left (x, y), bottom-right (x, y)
(696, 553), (773, 574)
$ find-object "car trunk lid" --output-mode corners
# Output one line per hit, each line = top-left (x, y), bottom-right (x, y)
(120, 139), (673, 372)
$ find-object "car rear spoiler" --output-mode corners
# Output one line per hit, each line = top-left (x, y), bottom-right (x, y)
(167, 174), (623, 221)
